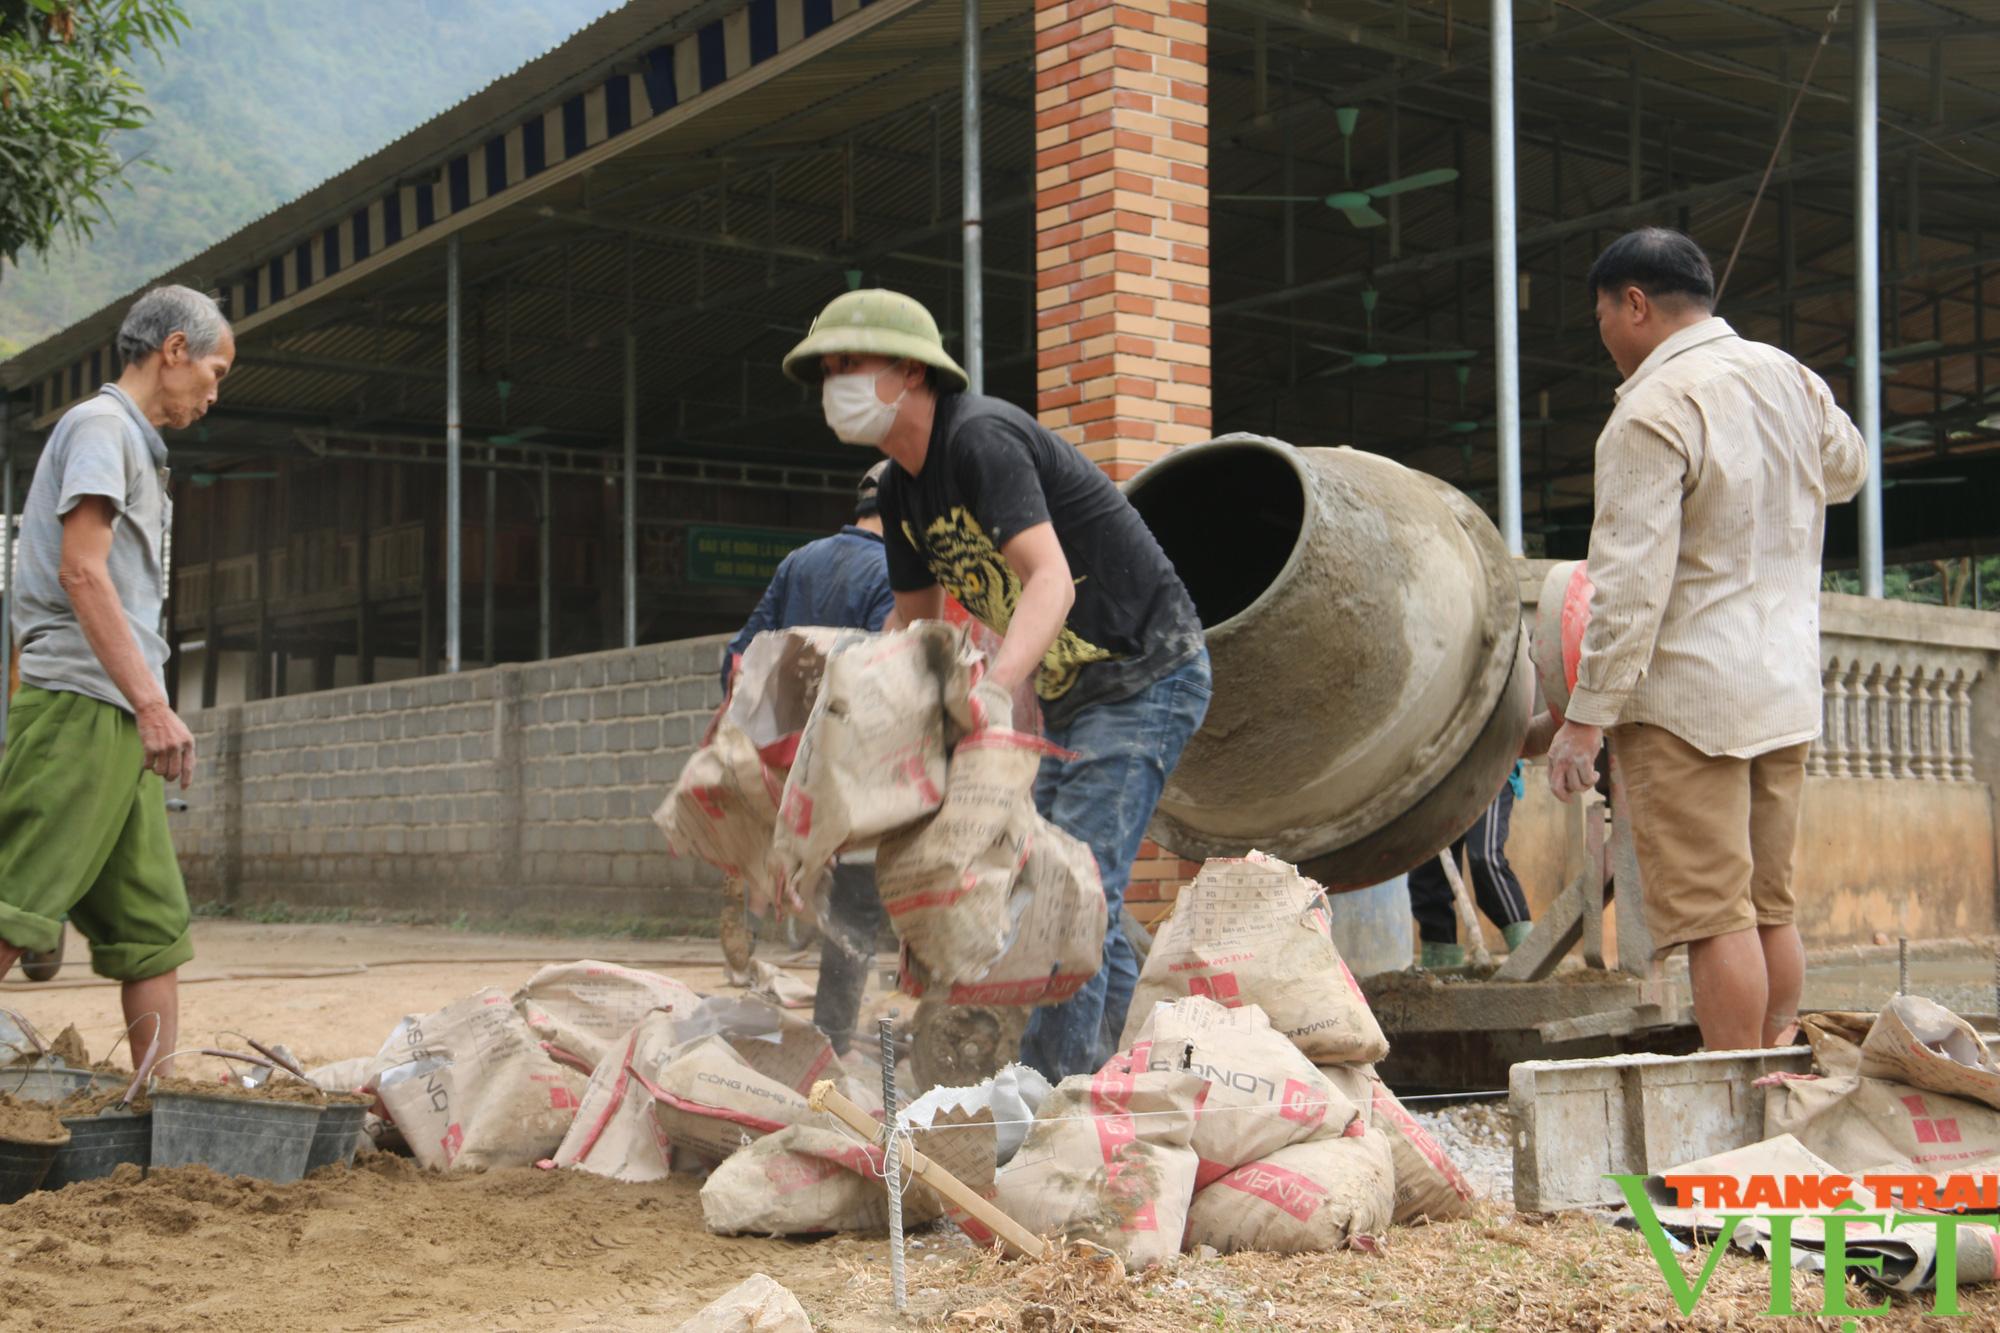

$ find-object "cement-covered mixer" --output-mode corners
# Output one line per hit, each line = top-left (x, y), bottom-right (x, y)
(1125, 434), (1532, 890)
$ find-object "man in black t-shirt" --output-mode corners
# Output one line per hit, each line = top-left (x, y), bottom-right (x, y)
(784, 288), (1211, 1081)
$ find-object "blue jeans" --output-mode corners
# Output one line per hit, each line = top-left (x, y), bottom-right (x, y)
(1019, 651), (1212, 1082)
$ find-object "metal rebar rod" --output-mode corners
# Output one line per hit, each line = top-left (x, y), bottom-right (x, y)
(879, 1016), (906, 1311)
(623, 332), (638, 649)
(1491, 0), (1524, 554)
(962, 0), (984, 394)
(1898, 935), (1909, 996)
(445, 232), (463, 674)
(1856, 0), (1885, 598)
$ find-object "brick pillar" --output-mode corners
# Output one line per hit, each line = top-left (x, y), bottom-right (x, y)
(1034, 0), (1210, 483)
(1035, 0), (1210, 916)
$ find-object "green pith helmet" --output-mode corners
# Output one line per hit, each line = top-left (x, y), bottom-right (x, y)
(782, 288), (969, 391)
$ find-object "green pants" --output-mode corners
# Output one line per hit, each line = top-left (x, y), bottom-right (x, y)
(0, 686), (193, 981)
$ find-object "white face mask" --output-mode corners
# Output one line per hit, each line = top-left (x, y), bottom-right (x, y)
(822, 367), (905, 445)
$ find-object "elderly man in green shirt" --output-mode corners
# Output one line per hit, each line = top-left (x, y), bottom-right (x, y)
(0, 285), (235, 1072)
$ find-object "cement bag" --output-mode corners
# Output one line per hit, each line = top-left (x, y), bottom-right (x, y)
(1323, 1064), (1476, 1222)
(900, 812), (1106, 1007)
(1801, 1011), (1872, 1078)
(646, 1034), (819, 1161)
(1764, 1072), (2000, 1177)
(1123, 853), (1388, 1063)
(677, 1274), (811, 1333)
(874, 731), (1044, 983)
(514, 960), (701, 1069)
(368, 987), (587, 1170)
(1859, 995), (2000, 1112)
(701, 1125), (944, 1236)
(678, 995), (842, 1096)
(1124, 997), (1361, 1190)
(547, 1023), (673, 1183)
(655, 720), (785, 911)
(1185, 1127), (1395, 1255)
(993, 1065), (1206, 1267)
(771, 623), (980, 899)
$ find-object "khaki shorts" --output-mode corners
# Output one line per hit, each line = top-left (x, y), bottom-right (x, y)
(1611, 722), (1809, 953)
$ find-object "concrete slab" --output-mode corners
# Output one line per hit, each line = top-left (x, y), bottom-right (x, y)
(1509, 1047), (1813, 1213)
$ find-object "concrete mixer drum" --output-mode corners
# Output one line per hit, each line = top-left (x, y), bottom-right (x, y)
(1126, 434), (1533, 890)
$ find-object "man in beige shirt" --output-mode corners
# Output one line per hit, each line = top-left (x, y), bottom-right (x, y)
(1547, 228), (1867, 1052)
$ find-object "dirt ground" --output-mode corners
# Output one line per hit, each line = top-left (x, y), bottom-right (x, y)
(5, 921), (1999, 1331)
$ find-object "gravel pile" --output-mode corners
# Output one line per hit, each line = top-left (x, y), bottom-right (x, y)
(1411, 1099), (1516, 1210)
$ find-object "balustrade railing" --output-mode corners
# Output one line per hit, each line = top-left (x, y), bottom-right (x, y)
(1809, 657), (1979, 782)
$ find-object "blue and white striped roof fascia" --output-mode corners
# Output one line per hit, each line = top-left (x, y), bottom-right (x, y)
(28, 0), (900, 429)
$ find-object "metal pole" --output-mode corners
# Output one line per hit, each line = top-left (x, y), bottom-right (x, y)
(622, 332), (638, 649)
(0, 412), (12, 749)
(483, 462), (497, 667)
(538, 458), (552, 661)
(961, 0), (984, 393)
(445, 232), (464, 672)
(1855, 0), (1884, 598)
(1491, 0), (1524, 554)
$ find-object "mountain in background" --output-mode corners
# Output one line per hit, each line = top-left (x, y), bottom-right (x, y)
(0, 0), (627, 358)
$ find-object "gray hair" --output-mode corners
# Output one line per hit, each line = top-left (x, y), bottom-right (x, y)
(117, 285), (231, 365)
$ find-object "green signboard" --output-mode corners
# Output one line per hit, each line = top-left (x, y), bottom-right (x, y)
(686, 524), (816, 587)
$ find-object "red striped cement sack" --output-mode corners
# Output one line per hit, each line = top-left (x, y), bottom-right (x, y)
(873, 732), (1045, 983)
(368, 987), (587, 1170)
(1122, 853), (1389, 1064)
(1322, 1064), (1476, 1223)
(1184, 1127), (1395, 1254)
(897, 807), (1106, 1007)
(513, 960), (701, 1070)
(701, 1126), (945, 1236)
(992, 1065), (1207, 1267)
(768, 623), (981, 902)
(1121, 997), (1362, 1192)
(643, 1033), (818, 1161)
(1858, 996), (2000, 1112)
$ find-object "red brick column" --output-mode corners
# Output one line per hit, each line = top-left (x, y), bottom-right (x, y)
(1035, 0), (1210, 918)
(1034, 0), (1210, 484)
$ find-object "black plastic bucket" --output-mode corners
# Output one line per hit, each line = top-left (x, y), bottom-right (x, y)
(46, 1109), (151, 1189)
(150, 1093), (321, 1184)
(303, 1102), (367, 1173)
(0, 1133), (67, 1202)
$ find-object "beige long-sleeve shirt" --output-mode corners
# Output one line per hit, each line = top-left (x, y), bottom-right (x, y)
(1566, 317), (1868, 758)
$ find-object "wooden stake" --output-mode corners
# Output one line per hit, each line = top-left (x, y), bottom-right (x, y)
(808, 1080), (1050, 1260)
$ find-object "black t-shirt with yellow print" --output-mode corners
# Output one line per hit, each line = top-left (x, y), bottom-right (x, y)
(878, 391), (1204, 728)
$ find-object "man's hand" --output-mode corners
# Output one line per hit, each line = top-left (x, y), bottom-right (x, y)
(136, 701), (196, 789)
(1547, 719), (1603, 803)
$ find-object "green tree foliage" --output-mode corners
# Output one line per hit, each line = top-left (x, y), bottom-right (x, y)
(0, 0), (619, 350)
(1824, 557), (2000, 610)
(0, 0), (189, 273)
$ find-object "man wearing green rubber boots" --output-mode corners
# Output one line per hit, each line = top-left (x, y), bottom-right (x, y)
(782, 289), (1210, 1082)
(0, 285), (235, 1073)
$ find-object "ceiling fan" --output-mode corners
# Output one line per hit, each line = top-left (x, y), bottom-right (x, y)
(1309, 289), (1475, 377)
(1838, 340), (1946, 375)
(1215, 107), (1458, 229)
(488, 374), (551, 446)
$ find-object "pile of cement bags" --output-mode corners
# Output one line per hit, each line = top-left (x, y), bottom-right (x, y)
(655, 624), (1104, 1008)
(307, 961), (878, 1178)
(978, 852), (1475, 1263)
(1634, 994), (2000, 1295)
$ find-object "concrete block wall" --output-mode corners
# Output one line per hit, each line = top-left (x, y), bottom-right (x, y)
(176, 636), (731, 927)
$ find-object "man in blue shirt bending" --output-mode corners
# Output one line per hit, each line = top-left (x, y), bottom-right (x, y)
(720, 461), (894, 1054)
